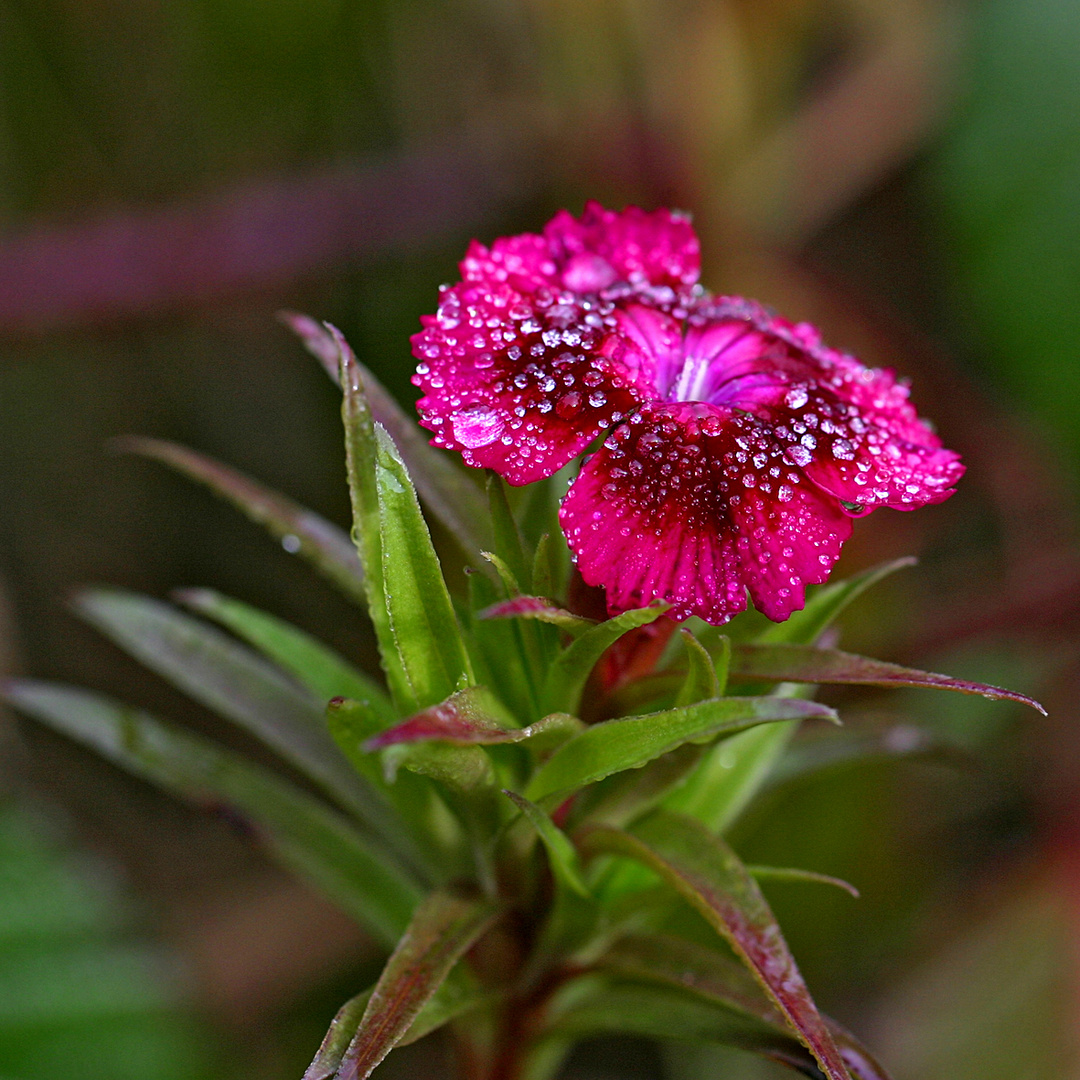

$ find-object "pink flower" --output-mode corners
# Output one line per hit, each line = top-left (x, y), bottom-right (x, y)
(412, 205), (963, 625)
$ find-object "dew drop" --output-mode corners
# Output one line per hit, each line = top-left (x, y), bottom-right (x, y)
(452, 406), (504, 449)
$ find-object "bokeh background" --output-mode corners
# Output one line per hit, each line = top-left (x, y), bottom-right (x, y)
(1, 1), (1079, 1077)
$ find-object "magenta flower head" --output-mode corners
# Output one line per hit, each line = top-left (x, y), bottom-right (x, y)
(412, 203), (964, 625)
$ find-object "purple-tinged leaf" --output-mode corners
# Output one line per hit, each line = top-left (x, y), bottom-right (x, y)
(479, 596), (597, 637)
(578, 810), (854, 1080)
(333, 891), (501, 1080)
(279, 310), (343, 381)
(366, 687), (583, 751)
(730, 644), (1046, 713)
(304, 990), (372, 1080)
(116, 437), (365, 604)
(281, 312), (490, 562)
(599, 935), (891, 1080)
(305, 968), (489, 1080)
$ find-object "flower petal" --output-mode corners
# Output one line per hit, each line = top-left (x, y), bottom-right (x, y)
(459, 235), (559, 295)
(559, 403), (853, 625)
(684, 299), (965, 513)
(544, 201), (701, 294)
(412, 282), (652, 485)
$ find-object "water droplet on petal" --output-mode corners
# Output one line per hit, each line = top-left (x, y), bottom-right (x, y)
(452, 406), (504, 449)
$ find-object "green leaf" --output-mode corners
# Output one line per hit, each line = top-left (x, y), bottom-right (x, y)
(598, 935), (890, 1079)
(578, 810), (854, 1080)
(532, 534), (556, 599)
(384, 742), (495, 794)
(574, 743), (707, 832)
(667, 559), (918, 833)
(747, 865), (860, 899)
(662, 711), (801, 834)
(281, 312), (491, 562)
(74, 589), (380, 826)
(503, 790), (591, 899)
(333, 891), (501, 1080)
(375, 423), (474, 709)
(478, 596), (596, 637)
(463, 570), (535, 722)
(728, 643), (1046, 713)
(339, 329), (414, 710)
(3, 682), (421, 947)
(174, 588), (394, 721)
(674, 631), (723, 708)
(542, 606), (670, 715)
(116, 436), (366, 605)
(487, 473), (531, 592)
(525, 697), (837, 806)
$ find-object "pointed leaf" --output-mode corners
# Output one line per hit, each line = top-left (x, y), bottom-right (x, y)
(503, 790), (591, 899)
(335, 891), (501, 1080)
(375, 423), (474, 709)
(599, 935), (891, 1080)
(339, 329), (413, 709)
(175, 588), (394, 720)
(304, 990), (373, 1080)
(117, 436), (366, 604)
(487, 473), (531, 591)
(282, 312), (490, 561)
(578, 810), (853, 1080)
(478, 596), (596, 637)
(74, 589), (381, 826)
(525, 697), (837, 806)
(543, 606), (670, 714)
(675, 630), (722, 707)
(4, 681), (420, 946)
(304, 967), (489, 1080)
(747, 865), (860, 899)
(729, 643), (1046, 713)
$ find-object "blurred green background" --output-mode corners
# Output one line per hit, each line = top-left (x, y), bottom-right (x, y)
(1, 0), (1079, 1077)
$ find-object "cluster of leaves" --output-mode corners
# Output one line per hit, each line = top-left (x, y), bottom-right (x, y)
(2, 320), (1042, 1080)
